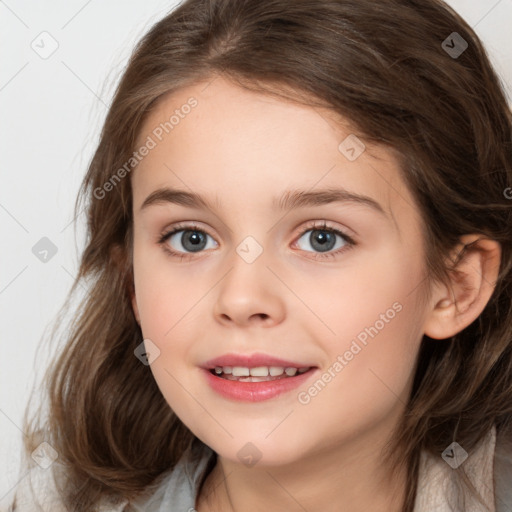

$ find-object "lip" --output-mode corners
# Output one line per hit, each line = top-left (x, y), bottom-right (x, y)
(201, 352), (314, 369)
(202, 367), (318, 402)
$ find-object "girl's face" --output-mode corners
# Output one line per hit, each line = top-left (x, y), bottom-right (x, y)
(130, 76), (433, 466)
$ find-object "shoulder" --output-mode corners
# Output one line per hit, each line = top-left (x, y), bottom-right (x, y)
(5, 461), (127, 512)
(6, 444), (214, 512)
(414, 424), (512, 512)
(494, 426), (512, 511)
(127, 443), (215, 511)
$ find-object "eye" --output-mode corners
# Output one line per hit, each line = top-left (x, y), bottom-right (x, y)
(158, 221), (356, 261)
(158, 223), (217, 258)
(294, 221), (355, 260)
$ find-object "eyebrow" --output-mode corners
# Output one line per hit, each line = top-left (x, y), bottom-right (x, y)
(140, 186), (387, 217)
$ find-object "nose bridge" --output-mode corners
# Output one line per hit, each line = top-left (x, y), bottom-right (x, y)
(234, 234), (266, 266)
(222, 233), (269, 296)
(213, 232), (285, 325)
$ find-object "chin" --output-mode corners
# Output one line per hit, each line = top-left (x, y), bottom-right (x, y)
(209, 435), (309, 468)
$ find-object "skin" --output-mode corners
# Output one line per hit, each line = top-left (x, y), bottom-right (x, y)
(130, 75), (501, 512)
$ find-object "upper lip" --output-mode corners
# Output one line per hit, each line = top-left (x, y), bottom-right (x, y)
(202, 352), (315, 369)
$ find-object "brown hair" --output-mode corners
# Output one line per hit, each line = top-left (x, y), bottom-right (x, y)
(14, 0), (512, 510)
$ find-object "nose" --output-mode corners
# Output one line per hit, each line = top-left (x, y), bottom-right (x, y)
(213, 245), (286, 328)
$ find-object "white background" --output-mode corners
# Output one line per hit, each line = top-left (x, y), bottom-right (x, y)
(1, 0), (511, 505)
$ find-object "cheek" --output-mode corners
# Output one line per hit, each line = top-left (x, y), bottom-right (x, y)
(294, 242), (425, 350)
(297, 273), (425, 438)
(289, 302), (424, 464)
(132, 242), (209, 340)
(294, 249), (425, 410)
(132, 245), (216, 405)
(132, 256), (207, 427)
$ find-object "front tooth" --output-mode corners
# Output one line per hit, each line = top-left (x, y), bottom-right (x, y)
(222, 366), (233, 374)
(250, 366), (269, 377)
(232, 366), (250, 377)
(269, 366), (284, 376)
(285, 367), (297, 376)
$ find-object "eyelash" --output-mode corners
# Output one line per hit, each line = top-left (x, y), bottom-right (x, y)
(157, 221), (356, 262)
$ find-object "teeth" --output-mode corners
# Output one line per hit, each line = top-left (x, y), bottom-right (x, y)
(232, 366), (250, 376)
(250, 366), (269, 377)
(213, 365), (311, 379)
(238, 376), (274, 382)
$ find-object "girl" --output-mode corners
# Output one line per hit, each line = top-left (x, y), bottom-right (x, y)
(7, 0), (512, 510)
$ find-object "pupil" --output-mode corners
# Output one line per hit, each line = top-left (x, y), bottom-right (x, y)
(182, 231), (206, 252)
(311, 230), (335, 252)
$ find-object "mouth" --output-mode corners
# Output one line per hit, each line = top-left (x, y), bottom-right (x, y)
(208, 365), (313, 382)
(202, 362), (318, 402)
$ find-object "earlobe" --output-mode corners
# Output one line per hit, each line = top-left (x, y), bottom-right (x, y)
(423, 235), (501, 340)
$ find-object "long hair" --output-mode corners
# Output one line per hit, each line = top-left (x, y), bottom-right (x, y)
(14, 0), (512, 510)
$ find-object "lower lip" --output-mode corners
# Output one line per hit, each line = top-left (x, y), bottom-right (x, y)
(202, 368), (317, 402)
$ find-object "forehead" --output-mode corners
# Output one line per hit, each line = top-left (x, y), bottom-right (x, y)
(132, 76), (418, 235)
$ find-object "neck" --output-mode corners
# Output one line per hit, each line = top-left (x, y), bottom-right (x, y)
(196, 422), (408, 512)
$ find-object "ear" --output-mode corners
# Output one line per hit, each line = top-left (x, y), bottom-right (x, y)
(423, 234), (501, 339)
